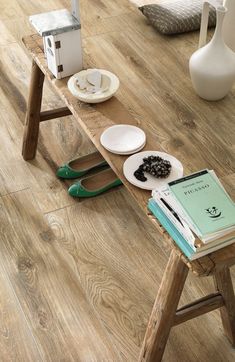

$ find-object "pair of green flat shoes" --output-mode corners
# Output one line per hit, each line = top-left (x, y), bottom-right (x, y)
(57, 151), (122, 198)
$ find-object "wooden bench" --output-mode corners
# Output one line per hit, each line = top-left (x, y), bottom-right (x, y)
(22, 33), (235, 362)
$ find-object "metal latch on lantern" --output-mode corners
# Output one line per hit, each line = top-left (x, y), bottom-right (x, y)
(58, 64), (64, 72)
(55, 41), (61, 49)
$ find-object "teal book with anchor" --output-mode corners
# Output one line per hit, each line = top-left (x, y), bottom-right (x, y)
(148, 198), (194, 259)
(168, 170), (235, 237)
(148, 198), (235, 260)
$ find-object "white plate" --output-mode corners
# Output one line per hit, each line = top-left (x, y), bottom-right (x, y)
(100, 125), (146, 154)
(68, 69), (120, 103)
(104, 141), (146, 155)
(123, 151), (184, 190)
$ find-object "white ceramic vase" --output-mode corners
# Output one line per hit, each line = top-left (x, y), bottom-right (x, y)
(189, 2), (235, 101)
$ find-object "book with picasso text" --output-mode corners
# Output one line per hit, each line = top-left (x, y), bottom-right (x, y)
(148, 198), (235, 260)
(168, 170), (235, 238)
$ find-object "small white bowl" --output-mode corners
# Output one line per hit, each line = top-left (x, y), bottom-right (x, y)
(68, 69), (120, 103)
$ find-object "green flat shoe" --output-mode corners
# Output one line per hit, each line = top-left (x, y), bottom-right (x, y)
(68, 168), (123, 198)
(57, 152), (108, 179)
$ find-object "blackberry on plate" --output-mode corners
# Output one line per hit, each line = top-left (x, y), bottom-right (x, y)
(133, 155), (172, 182)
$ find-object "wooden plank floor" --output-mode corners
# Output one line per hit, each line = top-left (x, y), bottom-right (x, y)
(0, 0), (234, 361)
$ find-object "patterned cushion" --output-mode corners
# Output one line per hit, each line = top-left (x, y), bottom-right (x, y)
(139, 0), (217, 35)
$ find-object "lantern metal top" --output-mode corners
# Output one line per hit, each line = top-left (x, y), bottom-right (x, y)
(30, 9), (81, 37)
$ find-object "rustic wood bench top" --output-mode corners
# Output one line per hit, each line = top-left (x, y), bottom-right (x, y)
(22, 33), (235, 278)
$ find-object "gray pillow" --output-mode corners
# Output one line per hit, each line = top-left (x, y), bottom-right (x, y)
(139, 0), (216, 35)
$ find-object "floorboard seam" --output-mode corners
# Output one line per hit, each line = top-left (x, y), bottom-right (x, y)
(0, 186), (30, 198)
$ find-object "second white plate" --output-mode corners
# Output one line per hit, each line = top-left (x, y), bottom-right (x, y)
(103, 141), (146, 155)
(100, 125), (146, 154)
(123, 151), (184, 190)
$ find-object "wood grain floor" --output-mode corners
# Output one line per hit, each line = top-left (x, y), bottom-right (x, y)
(0, 0), (235, 361)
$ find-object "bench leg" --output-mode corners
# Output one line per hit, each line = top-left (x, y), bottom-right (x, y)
(139, 250), (189, 362)
(214, 266), (235, 346)
(22, 60), (45, 160)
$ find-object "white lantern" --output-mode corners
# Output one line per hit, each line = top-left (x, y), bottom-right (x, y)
(30, 1), (83, 79)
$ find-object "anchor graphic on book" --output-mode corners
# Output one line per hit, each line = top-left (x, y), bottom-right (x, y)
(206, 207), (222, 218)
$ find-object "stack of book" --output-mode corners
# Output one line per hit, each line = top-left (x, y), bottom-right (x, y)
(148, 170), (235, 260)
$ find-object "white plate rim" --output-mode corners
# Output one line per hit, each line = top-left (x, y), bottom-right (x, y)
(103, 141), (146, 155)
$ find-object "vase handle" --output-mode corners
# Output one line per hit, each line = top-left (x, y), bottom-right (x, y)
(199, 0), (222, 48)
